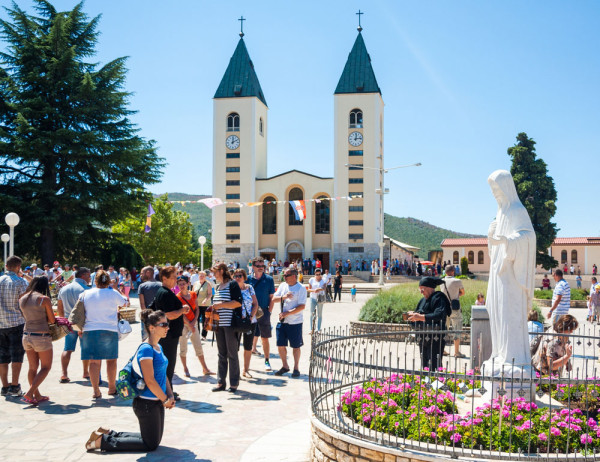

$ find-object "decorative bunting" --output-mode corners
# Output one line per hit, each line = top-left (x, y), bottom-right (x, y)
(198, 197), (223, 209)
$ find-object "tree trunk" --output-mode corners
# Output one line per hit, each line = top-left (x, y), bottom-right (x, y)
(41, 228), (54, 265)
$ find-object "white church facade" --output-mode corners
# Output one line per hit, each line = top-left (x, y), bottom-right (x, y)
(211, 28), (385, 269)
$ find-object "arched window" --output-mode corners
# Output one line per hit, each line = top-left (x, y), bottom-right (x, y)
(262, 196), (276, 234)
(349, 109), (363, 128)
(452, 251), (459, 264)
(478, 250), (484, 264)
(468, 251), (474, 264)
(561, 250), (567, 264)
(288, 187), (303, 226)
(259, 117), (264, 136)
(571, 250), (578, 264)
(314, 196), (330, 234)
(227, 113), (240, 132)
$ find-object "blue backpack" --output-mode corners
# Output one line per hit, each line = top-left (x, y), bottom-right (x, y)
(116, 344), (147, 400)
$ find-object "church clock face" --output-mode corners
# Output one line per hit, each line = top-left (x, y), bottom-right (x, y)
(348, 131), (363, 147)
(226, 135), (240, 150)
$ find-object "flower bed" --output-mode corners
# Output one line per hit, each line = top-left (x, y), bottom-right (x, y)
(339, 372), (600, 454)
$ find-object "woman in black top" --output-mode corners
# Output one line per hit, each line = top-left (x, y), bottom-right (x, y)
(333, 271), (343, 302)
(211, 263), (243, 393)
(152, 266), (189, 401)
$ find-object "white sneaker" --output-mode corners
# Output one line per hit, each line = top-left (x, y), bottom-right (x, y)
(264, 361), (272, 372)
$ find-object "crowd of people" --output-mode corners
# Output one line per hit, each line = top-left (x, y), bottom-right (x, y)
(1, 254), (347, 452)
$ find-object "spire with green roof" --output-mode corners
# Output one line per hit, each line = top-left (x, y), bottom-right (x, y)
(214, 38), (267, 106)
(335, 32), (381, 95)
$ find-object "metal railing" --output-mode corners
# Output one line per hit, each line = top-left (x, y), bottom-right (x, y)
(309, 325), (600, 460)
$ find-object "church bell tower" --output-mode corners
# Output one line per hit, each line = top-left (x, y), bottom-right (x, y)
(212, 29), (268, 264)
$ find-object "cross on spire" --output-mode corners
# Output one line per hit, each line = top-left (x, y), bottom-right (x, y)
(356, 10), (364, 32)
(238, 16), (246, 37)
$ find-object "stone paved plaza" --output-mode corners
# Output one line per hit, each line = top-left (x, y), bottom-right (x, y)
(0, 289), (368, 462)
(0, 282), (593, 462)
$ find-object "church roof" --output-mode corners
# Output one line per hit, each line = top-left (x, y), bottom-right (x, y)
(256, 169), (333, 181)
(335, 32), (381, 95)
(214, 38), (267, 106)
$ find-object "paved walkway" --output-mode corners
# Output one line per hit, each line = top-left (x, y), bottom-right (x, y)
(0, 289), (365, 462)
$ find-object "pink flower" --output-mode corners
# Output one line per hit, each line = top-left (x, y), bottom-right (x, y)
(430, 432), (437, 439)
(587, 418), (597, 428)
(539, 433), (547, 441)
(394, 422), (400, 428)
(450, 433), (462, 443)
(581, 433), (593, 445)
(550, 427), (561, 437)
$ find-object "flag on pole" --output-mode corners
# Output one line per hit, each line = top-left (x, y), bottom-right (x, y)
(198, 197), (224, 209)
(144, 204), (155, 233)
(290, 200), (306, 221)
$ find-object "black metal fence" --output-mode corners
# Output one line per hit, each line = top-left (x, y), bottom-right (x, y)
(309, 325), (600, 460)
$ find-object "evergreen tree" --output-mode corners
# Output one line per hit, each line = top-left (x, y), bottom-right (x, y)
(112, 195), (194, 265)
(0, 1), (164, 263)
(507, 133), (558, 270)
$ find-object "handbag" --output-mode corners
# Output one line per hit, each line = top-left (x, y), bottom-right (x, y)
(116, 344), (147, 400)
(256, 307), (264, 320)
(231, 306), (253, 333)
(68, 294), (86, 331)
(204, 306), (219, 332)
(48, 316), (72, 341)
(118, 319), (132, 341)
(451, 299), (461, 311)
(317, 291), (326, 303)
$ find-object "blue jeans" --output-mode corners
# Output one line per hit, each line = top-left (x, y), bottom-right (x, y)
(309, 298), (323, 331)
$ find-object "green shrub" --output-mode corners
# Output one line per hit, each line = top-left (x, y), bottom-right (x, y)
(460, 256), (469, 276)
(534, 288), (588, 301)
(359, 280), (489, 326)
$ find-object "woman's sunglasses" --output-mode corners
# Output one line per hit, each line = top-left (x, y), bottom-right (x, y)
(156, 322), (169, 328)
(233, 274), (244, 279)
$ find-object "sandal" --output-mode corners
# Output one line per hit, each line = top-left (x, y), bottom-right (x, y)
(36, 396), (50, 403)
(242, 371), (253, 379)
(92, 393), (102, 400)
(203, 370), (216, 376)
(184, 368), (191, 378)
(85, 431), (103, 451)
(21, 395), (38, 406)
(59, 377), (70, 384)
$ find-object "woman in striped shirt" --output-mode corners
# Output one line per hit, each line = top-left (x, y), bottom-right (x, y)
(211, 263), (243, 392)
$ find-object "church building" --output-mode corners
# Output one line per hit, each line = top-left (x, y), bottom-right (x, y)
(211, 26), (385, 269)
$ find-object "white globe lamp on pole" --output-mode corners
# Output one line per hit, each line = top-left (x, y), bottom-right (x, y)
(5, 213), (20, 257)
(1, 233), (9, 273)
(198, 236), (207, 272)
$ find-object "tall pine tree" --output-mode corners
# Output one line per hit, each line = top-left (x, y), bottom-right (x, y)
(507, 132), (558, 270)
(0, 1), (164, 263)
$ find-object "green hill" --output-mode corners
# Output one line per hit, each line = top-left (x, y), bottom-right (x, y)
(384, 215), (483, 256)
(155, 193), (482, 254)
(153, 193), (212, 239)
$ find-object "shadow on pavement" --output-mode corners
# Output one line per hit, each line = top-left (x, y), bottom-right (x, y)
(229, 389), (280, 401)
(136, 447), (209, 461)
(40, 402), (92, 414)
(176, 399), (222, 414)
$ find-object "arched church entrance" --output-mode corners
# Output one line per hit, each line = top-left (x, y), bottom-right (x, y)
(285, 241), (304, 265)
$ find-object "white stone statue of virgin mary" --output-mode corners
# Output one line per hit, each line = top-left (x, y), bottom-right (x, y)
(482, 170), (536, 380)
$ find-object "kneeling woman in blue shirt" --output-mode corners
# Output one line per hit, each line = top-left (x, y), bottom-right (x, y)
(85, 309), (175, 452)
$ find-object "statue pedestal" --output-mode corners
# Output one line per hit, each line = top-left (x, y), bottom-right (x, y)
(470, 306), (492, 370)
(481, 360), (536, 402)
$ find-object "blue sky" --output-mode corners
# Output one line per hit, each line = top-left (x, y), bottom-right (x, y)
(5, 1), (599, 237)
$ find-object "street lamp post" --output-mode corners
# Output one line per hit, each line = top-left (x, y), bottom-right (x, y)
(5, 213), (20, 257)
(198, 236), (207, 272)
(345, 162), (422, 286)
(1, 234), (9, 273)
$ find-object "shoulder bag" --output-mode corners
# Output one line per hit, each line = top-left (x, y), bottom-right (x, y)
(204, 306), (219, 332)
(116, 343), (147, 400)
(48, 316), (73, 341)
(68, 292), (86, 331)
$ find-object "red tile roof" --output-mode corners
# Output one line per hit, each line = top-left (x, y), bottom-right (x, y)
(441, 237), (600, 247)
(441, 238), (488, 247)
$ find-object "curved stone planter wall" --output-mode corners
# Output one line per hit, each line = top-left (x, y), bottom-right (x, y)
(312, 416), (453, 462)
(533, 298), (587, 308)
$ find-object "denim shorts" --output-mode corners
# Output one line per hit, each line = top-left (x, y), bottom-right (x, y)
(276, 323), (303, 349)
(63, 331), (81, 352)
(0, 324), (25, 363)
(81, 330), (118, 360)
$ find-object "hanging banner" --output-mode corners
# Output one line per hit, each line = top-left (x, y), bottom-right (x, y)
(144, 204), (155, 233)
(290, 200), (307, 221)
